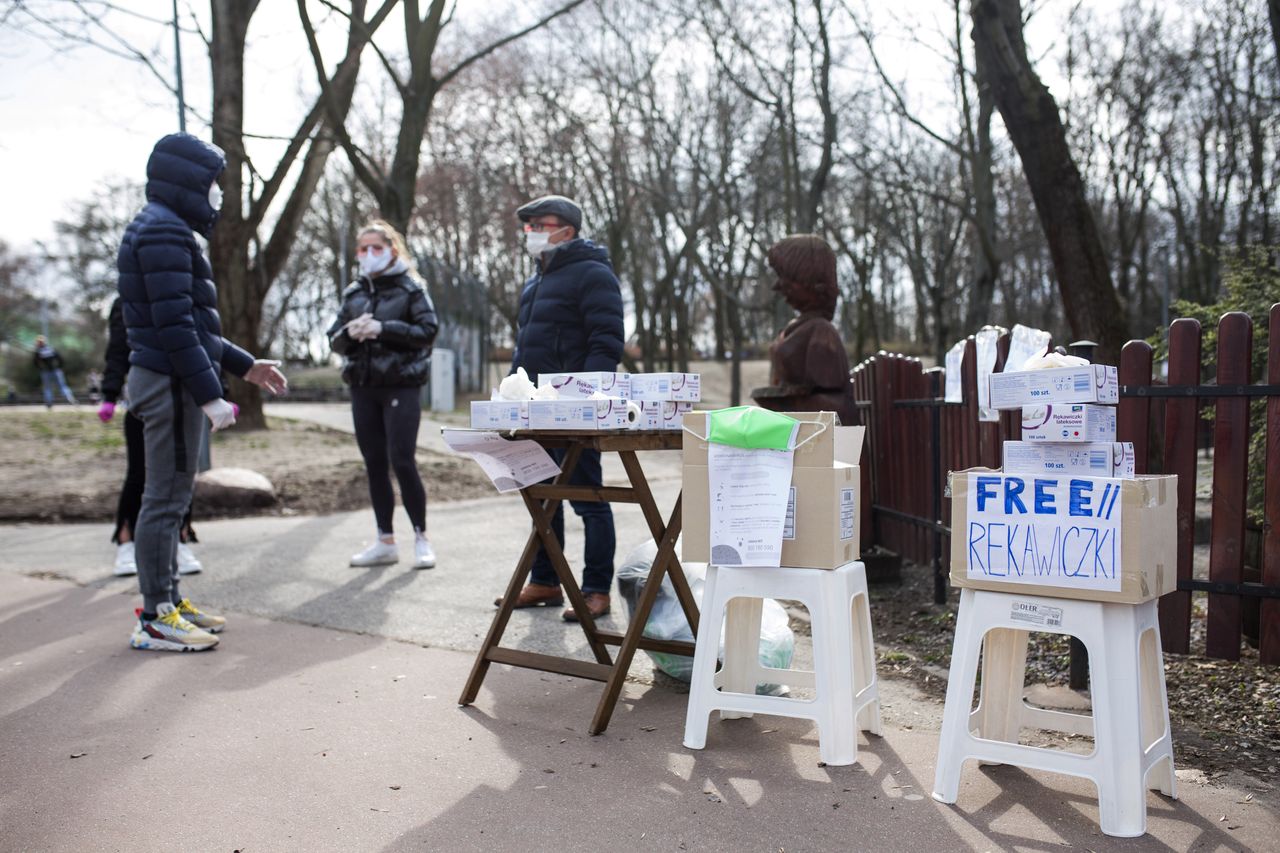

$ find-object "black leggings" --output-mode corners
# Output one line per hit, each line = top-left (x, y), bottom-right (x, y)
(113, 409), (195, 544)
(350, 386), (427, 535)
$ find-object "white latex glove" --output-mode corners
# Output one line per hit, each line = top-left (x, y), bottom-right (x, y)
(345, 313), (374, 341)
(360, 318), (383, 340)
(245, 359), (288, 395)
(201, 398), (237, 432)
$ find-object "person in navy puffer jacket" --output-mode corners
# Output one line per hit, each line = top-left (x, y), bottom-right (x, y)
(500, 195), (624, 622)
(116, 132), (288, 653)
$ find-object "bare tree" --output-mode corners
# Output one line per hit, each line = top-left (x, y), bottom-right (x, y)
(970, 0), (1129, 361)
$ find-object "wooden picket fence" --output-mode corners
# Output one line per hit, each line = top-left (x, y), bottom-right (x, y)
(850, 305), (1280, 664)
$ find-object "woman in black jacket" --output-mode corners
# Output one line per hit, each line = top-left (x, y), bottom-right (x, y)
(328, 220), (440, 570)
(98, 297), (202, 577)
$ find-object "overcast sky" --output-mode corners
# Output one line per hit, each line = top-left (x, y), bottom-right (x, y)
(0, 1), (1088, 250)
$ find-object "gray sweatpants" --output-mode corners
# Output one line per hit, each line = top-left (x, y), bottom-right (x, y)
(127, 366), (205, 613)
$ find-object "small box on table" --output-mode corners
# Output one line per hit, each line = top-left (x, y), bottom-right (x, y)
(470, 400), (528, 430)
(1021, 403), (1117, 442)
(636, 400), (694, 431)
(989, 365), (1118, 409)
(538, 371), (631, 399)
(630, 372), (701, 402)
(1003, 441), (1135, 479)
(527, 398), (631, 431)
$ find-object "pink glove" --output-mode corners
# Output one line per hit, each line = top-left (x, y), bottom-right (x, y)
(231, 402), (240, 419)
(98, 401), (116, 423)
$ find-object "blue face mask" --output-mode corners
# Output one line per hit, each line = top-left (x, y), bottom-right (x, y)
(705, 406), (800, 451)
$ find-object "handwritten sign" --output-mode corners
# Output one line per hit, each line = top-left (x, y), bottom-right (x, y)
(963, 472), (1124, 592)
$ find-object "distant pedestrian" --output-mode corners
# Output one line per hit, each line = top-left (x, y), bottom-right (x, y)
(327, 219), (440, 570)
(99, 296), (203, 578)
(33, 335), (76, 407)
(117, 132), (288, 652)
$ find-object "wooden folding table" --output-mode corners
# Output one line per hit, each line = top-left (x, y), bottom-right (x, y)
(458, 429), (699, 734)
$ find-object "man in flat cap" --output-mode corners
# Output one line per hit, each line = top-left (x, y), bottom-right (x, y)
(499, 194), (625, 621)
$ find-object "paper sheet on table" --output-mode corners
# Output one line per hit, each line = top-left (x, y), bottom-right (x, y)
(441, 429), (561, 493)
(706, 443), (794, 567)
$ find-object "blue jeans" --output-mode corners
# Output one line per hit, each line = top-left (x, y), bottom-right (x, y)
(40, 369), (74, 406)
(530, 448), (616, 595)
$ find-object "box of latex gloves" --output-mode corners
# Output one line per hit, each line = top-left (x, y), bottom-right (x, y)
(682, 411), (864, 569)
(527, 398), (635, 430)
(635, 400), (694, 431)
(948, 470), (1176, 603)
(989, 364), (1118, 409)
(470, 400), (529, 430)
(537, 371), (631, 400)
(630, 372), (701, 402)
(1021, 403), (1117, 442)
(1003, 441), (1135, 478)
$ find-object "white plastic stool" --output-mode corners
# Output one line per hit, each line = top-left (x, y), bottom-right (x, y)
(682, 560), (881, 766)
(932, 588), (1177, 837)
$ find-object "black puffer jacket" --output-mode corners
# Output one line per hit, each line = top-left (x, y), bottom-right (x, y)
(510, 238), (624, 382)
(328, 270), (439, 388)
(101, 297), (129, 404)
(115, 133), (253, 405)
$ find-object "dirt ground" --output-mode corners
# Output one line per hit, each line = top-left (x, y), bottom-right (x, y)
(0, 410), (494, 523)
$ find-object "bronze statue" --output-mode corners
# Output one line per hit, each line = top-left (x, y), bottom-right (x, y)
(751, 234), (857, 425)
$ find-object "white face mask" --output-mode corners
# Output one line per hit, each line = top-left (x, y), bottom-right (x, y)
(524, 231), (551, 258)
(358, 246), (390, 277)
(208, 183), (223, 211)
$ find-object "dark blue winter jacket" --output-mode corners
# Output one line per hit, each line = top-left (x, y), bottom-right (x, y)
(116, 133), (253, 405)
(510, 239), (624, 382)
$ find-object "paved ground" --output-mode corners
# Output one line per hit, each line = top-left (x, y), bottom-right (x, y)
(1, 404), (1276, 850)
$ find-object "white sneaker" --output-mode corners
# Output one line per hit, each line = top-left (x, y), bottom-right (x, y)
(413, 537), (437, 570)
(177, 542), (203, 575)
(113, 542), (137, 577)
(350, 540), (399, 567)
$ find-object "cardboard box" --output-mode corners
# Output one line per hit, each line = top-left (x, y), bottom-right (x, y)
(988, 365), (1119, 409)
(682, 411), (865, 468)
(527, 398), (630, 430)
(948, 470), (1177, 603)
(635, 400), (693, 430)
(1003, 441), (1136, 478)
(630, 372), (701, 401)
(1021, 403), (1117, 442)
(538, 371), (630, 399)
(470, 400), (528, 430)
(682, 463), (860, 569)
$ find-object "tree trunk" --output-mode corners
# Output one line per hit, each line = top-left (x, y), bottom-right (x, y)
(971, 0), (1128, 363)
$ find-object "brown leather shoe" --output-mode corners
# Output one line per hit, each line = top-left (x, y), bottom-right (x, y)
(562, 593), (611, 622)
(496, 584), (564, 609)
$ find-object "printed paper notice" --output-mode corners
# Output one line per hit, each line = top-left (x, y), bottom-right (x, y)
(707, 443), (794, 567)
(441, 429), (561, 493)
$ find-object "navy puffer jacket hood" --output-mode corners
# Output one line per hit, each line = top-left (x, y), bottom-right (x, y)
(510, 238), (624, 382)
(145, 133), (225, 237)
(115, 134), (253, 405)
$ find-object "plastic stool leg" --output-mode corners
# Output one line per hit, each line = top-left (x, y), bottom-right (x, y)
(850, 588), (882, 736)
(1092, 605), (1148, 838)
(933, 589), (985, 804)
(683, 566), (725, 751)
(1138, 621), (1177, 799)
(720, 595), (764, 720)
(812, 577), (857, 766)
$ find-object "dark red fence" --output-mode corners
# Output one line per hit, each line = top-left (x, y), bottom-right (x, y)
(851, 305), (1280, 664)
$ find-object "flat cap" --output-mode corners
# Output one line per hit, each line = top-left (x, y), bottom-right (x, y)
(516, 195), (583, 232)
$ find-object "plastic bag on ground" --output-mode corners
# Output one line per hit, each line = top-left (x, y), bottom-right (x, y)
(615, 539), (795, 694)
